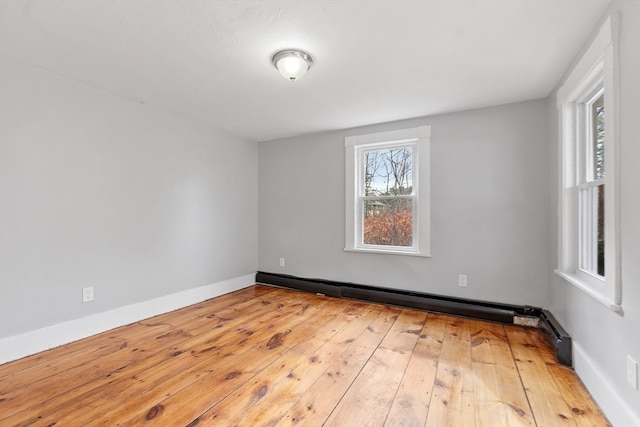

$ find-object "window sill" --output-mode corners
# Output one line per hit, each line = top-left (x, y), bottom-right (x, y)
(344, 247), (431, 257)
(554, 270), (622, 313)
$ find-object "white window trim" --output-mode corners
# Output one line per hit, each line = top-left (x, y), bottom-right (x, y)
(345, 125), (431, 257)
(556, 16), (621, 312)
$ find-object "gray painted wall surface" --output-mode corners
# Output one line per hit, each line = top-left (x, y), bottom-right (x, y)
(259, 99), (550, 307)
(0, 58), (258, 338)
(548, 1), (640, 423)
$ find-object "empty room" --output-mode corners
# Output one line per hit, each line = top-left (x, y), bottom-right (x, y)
(0, 1), (638, 426)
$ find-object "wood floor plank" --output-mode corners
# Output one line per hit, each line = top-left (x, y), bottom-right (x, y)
(531, 320), (610, 427)
(0, 285), (276, 397)
(49, 291), (323, 427)
(469, 321), (535, 427)
(0, 303), (234, 417)
(190, 301), (386, 426)
(0, 285), (610, 427)
(425, 316), (475, 427)
(383, 312), (447, 427)
(506, 325), (580, 426)
(277, 305), (401, 427)
(0, 325), (188, 421)
(0, 285), (272, 383)
(323, 309), (427, 426)
(2, 288), (313, 426)
(545, 363), (611, 427)
(111, 294), (348, 426)
(0, 286), (283, 421)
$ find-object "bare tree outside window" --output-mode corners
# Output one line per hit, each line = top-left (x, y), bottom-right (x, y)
(362, 147), (414, 246)
(593, 96), (605, 276)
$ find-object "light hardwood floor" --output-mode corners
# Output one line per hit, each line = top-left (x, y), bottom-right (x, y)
(0, 285), (609, 426)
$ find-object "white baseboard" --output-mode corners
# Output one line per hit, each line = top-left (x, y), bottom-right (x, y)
(573, 341), (640, 427)
(0, 273), (256, 364)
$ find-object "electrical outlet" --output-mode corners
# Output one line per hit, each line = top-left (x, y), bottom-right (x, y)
(458, 274), (468, 287)
(279, 257), (285, 267)
(627, 355), (638, 390)
(82, 286), (94, 303)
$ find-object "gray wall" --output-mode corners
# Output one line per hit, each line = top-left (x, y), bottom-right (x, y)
(548, 1), (640, 424)
(0, 58), (258, 338)
(259, 99), (550, 307)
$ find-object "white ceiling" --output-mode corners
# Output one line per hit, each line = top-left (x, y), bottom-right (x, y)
(0, 0), (610, 142)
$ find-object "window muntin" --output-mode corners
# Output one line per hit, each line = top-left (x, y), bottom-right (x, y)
(345, 126), (430, 256)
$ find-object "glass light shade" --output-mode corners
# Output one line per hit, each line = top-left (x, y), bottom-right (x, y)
(272, 50), (313, 82)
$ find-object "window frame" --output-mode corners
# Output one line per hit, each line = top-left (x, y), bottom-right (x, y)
(556, 16), (621, 312)
(345, 125), (431, 257)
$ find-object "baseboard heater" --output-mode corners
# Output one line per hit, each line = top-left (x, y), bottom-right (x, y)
(255, 271), (572, 366)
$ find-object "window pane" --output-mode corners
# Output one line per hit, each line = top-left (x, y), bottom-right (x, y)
(363, 198), (413, 247)
(597, 184), (605, 276)
(578, 184), (605, 278)
(592, 94), (605, 180)
(364, 147), (413, 196)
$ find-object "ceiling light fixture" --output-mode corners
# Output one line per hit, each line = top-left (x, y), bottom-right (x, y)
(272, 50), (313, 82)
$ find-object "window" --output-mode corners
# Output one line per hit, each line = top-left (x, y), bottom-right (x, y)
(556, 16), (620, 311)
(578, 92), (605, 278)
(345, 125), (430, 256)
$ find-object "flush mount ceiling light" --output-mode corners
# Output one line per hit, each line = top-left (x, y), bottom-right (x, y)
(272, 50), (313, 82)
